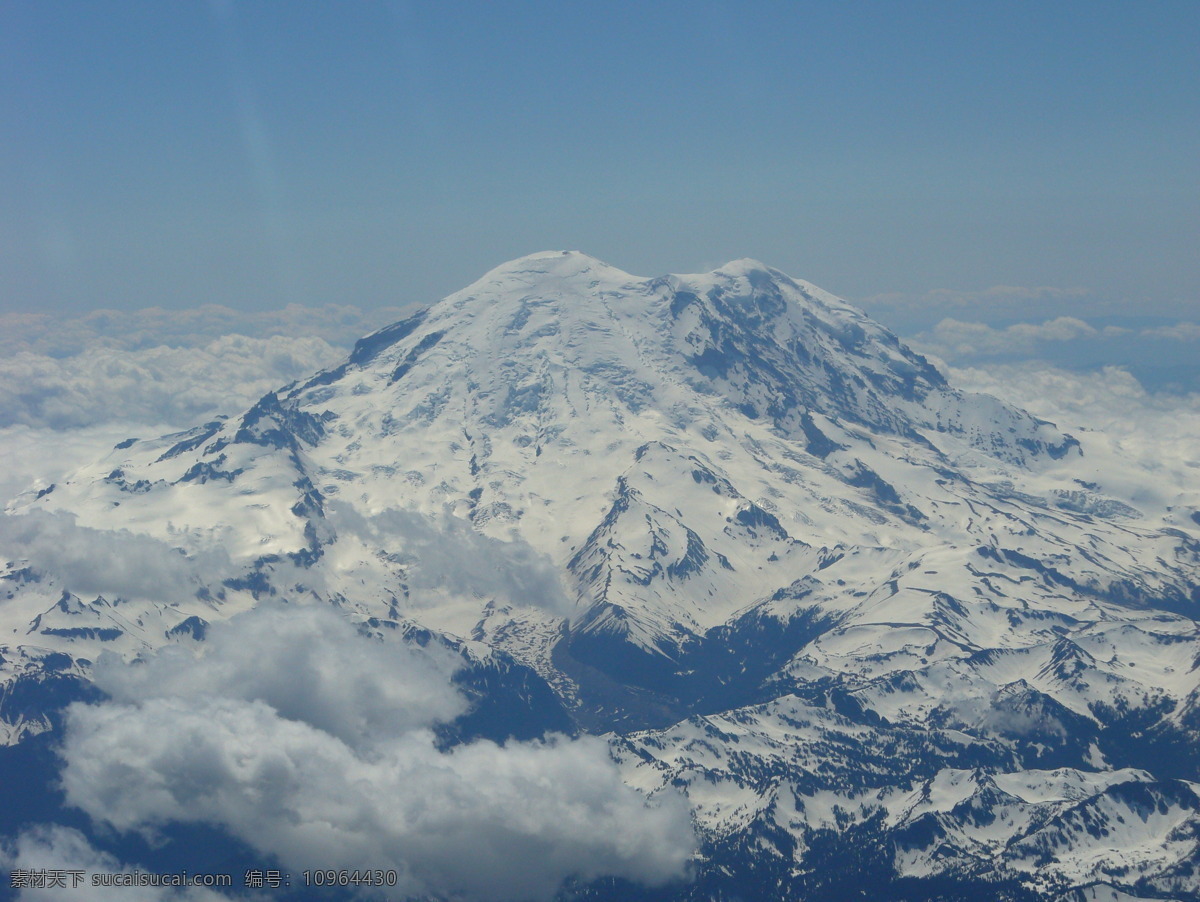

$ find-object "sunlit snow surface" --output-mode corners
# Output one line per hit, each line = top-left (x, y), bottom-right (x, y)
(3, 251), (1199, 898)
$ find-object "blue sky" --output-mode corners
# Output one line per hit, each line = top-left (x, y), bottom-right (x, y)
(2, 0), (1197, 329)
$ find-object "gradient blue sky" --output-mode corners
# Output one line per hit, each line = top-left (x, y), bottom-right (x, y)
(2, 1), (1197, 328)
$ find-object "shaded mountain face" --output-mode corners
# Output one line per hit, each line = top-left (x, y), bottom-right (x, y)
(4, 251), (1200, 899)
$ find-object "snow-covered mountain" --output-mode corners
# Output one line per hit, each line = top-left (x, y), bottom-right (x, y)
(4, 251), (1200, 900)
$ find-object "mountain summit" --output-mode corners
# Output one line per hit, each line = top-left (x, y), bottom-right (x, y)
(5, 253), (1200, 898)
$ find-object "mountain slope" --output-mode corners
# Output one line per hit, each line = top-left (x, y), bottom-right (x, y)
(3, 251), (1200, 899)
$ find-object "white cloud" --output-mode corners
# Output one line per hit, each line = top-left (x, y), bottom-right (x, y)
(0, 303), (413, 358)
(1008, 317), (1099, 342)
(0, 424), (147, 506)
(0, 335), (342, 430)
(1142, 322), (1200, 341)
(0, 824), (236, 901)
(0, 301), (426, 430)
(950, 363), (1200, 438)
(950, 362), (1200, 519)
(911, 316), (1099, 361)
(92, 604), (466, 750)
(853, 285), (1097, 334)
(910, 316), (1200, 368)
(0, 509), (233, 605)
(59, 605), (695, 902)
(331, 504), (573, 617)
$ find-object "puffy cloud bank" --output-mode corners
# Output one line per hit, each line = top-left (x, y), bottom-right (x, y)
(89, 604), (467, 749)
(59, 605), (695, 901)
(951, 363), (1200, 455)
(854, 285), (1095, 335)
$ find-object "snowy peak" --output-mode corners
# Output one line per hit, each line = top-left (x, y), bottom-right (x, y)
(12, 255), (1194, 712)
(469, 249), (632, 283)
(292, 252), (1074, 471)
(6, 252), (1200, 901)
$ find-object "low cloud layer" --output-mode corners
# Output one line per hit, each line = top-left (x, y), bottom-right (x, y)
(91, 605), (466, 749)
(951, 363), (1200, 445)
(906, 315), (1200, 395)
(0, 424), (144, 506)
(861, 284), (1091, 312)
(851, 283), (1200, 394)
(0, 509), (233, 605)
(0, 302), (421, 430)
(332, 504), (573, 616)
(856, 284), (1199, 336)
(855, 285), (1096, 335)
(951, 363), (1200, 520)
(0, 303), (412, 358)
(916, 316), (1108, 359)
(913, 316), (1200, 362)
(60, 605), (695, 901)
(0, 335), (341, 430)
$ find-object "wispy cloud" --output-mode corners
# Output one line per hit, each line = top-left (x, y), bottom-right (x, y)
(0, 509), (234, 605)
(91, 604), (467, 749)
(330, 504), (573, 617)
(0, 424), (143, 506)
(1142, 322), (1200, 342)
(851, 284), (1200, 361)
